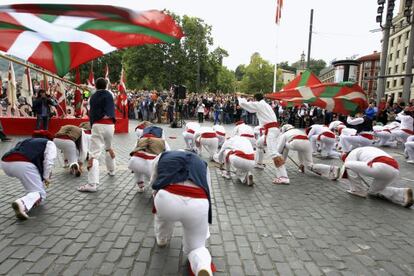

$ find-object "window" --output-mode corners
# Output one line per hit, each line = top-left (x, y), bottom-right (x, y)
(407, 31), (410, 40)
(363, 82), (368, 90)
(403, 62), (406, 70)
(364, 72), (368, 78)
(401, 78), (405, 86)
(405, 46), (408, 55)
(387, 81), (390, 88)
(365, 61), (371, 69)
(397, 50), (400, 58)
(388, 67), (392, 74)
(395, 65), (399, 73)
(391, 39), (394, 47)
(393, 79), (397, 87)
(398, 35), (402, 43)
(399, 92), (402, 98)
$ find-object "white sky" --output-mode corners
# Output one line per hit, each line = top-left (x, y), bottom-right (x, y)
(2, 0), (402, 70)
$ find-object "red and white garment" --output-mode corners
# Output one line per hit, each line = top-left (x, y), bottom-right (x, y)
(213, 124), (226, 147)
(233, 122), (256, 148)
(182, 122), (200, 150)
(193, 126), (219, 160)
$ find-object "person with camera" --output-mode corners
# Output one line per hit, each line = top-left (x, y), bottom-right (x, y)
(32, 89), (57, 130)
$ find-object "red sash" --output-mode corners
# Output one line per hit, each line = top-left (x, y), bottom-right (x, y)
(367, 156), (399, 170)
(402, 129), (414, 135)
(187, 129), (195, 134)
(291, 135), (308, 141)
(135, 124), (146, 131)
(241, 134), (255, 138)
(359, 133), (374, 140)
(2, 153), (30, 162)
(201, 132), (217, 139)
(263, 121), (279, 145)
(142, 133), (156, 138)
(133, 151), (157, 160)
(84, 130), (91, 135)
(95, 118), (114, 125)
(235, 121), (244, 126)
(216, 131), (225, 137)
(226, 150), (255, 162)
(376, 129), (391, 133)
(317, 131), (335, 141)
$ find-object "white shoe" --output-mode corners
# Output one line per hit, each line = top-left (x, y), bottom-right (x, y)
(346, 189), (367, 198)
(246, 174), (254, 186)
(222, 171), (231, 179)
(77, 184), (97, 193)
(12, 199), (29, 220)
(107, 170), (115, 176)
(407, 160), (414, 164)
(328, 165), (340, 180)
(254, 163), (265, 170)
(272, 177), (290, 185)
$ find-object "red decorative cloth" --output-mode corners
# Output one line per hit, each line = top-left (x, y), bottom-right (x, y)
(367, 156), (399, 170)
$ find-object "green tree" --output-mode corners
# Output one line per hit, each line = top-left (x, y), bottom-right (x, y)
(291, 58), (326, 76)
(235, 65), (246, 81)
(240, 53), (274, 94)
(215, 66), (236, 93)
(278, 61), (296, 73)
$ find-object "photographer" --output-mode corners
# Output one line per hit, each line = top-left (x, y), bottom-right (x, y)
(32, 89), (57, 130)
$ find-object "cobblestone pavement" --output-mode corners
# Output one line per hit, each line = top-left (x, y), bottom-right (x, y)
(0, 120), (414, 276)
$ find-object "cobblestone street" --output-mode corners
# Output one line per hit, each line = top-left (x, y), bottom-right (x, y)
(0, 120), (413, 276)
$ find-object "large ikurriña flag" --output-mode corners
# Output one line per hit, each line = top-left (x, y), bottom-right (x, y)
(0, 4), (184, 77)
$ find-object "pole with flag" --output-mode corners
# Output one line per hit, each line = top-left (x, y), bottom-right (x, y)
(7, 62), (17, 111)
(104, 64), (111, 89)
(116, 67), (128, 118)
(74, 67), (83, 117)
(87, 62), (95, 87)
(273, 0), (284, 92)
(21, 67), (33, 106)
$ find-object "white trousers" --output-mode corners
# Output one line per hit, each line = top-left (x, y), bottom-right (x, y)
(392, 129), (411, 143)
(340, 135), (373, 153)
(88, 124), (115, 184)
(182, 132), (195, 149)
(196, 137), (218, 159)
(256, 131), (287, 178)
(224, 150), (255, 182)
(1, 161), (44, 211)
(217, 135), (225, 147)
(154, 189), (211, 272)
(53, 138), (78, 165)
(318, 136), (340, 158)
(375, 131), (395, 147)
(345, 160), (406, 205)
(285, 139), (313, 168)
(404, 136), (414, 161)
(127, 156), (155, 186)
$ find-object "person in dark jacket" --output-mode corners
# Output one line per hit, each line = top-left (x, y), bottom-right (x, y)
(1, 137), (57, 220)
(150, 151), (214, 276)
(78, 78), (116, 192)
(32, 89), (57, 130)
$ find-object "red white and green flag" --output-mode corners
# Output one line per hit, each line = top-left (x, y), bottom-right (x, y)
(0, 4), (184, 77)
(54, 80), (67, 117)
(7, 61), (17, 108)
(21, 67), (33, 106)
(104, 63), (111, 87)
(116, 67), (127, 118)
(275, 0), (283, 24)
(73, 67), (83, 117)
(266, 82), (368, 115)
(87, 62), (95, 87)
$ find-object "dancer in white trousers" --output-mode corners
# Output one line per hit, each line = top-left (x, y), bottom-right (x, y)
(276, 124), (340, 180)
(340, 114), (374, 153)
(373, 122), (399, 147)
(237, 93), (288, 184)
(128, 136), (166, 192)
(337, 147), (413, 207)
(53, 125), (88, 177)
(135, 121), (152, 139)
(183, 122), (201, 150)
(212, 124), (226, 148)
(151, 151), (214, 276)
(78, 78), (116, 192)
(1, 138), (57, 220)
(194, 126), (219, 160)
(233, 120), (256, 148)
(307, 124), (337, 157)
(214, 136), (255, 186)
(391, 109), (414, 143)
(404, 135), (414, 163)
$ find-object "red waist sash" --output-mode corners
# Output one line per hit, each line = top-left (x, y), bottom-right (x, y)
(402, 129), (414, 135)
(216, 131), (225, 137)
(291, 135), (308, 141)
(241, 134), (255, 138)
(133, 151), (157, 160)
(367, 156), (399, 170)
(142, 133), (156, 138)
(95, 118), (114, 125)
(226, 150), (255, 162)
(201, 132), (217, 138)
(2, 153), (30, 162)
(359, 133), (374, 140)
(187, 129), (195, 134)
(84, 130), (91, 135)
(317, 131), (335, 140)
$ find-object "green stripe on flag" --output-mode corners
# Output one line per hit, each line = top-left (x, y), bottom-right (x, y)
(298, 70), (310, 87)
(304, 97), (317, 103)
(0, 22), (30, 31)
(319, 86), (341, 98)
(51, 42), (71, 77)
(77, 20), (180, 43)
(343, 100), (358, 112)
(37, 14), (58, 23)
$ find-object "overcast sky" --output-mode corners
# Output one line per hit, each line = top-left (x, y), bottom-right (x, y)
(2, 0), (402, 70)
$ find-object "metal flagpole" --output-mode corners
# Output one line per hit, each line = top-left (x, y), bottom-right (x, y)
(273, 26), (280, 92)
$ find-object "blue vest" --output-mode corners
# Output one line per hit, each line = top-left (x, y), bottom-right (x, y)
(152, 151), (212, 224)
(89, 89), (116, 125)
(143, 126), (163, 138)
(2, 138), (48, 180)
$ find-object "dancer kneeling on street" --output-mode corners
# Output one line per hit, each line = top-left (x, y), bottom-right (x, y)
(336, 146), (413, 207)
(78, 78), (116, 193)
(53, 125), (89, 177)
(151, 151), (215, 276)
(183, 122), (201, 151)
(1, 137), (57, 220)
(193, 126), (219, 160)
(237, 93), (288, 184)
(214, 136), (255, 186)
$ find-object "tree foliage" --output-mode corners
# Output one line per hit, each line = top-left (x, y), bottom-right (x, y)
(239, 53), (274, 94)
(291, 58), (327, 76)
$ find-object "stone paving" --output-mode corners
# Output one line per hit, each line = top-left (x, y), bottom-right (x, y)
(0, 120), (413, 276)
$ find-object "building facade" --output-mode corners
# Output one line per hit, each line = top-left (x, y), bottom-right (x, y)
(384, 1), (414, 101)
(357, 51), (380, 100)
(319, 66), (335, 83)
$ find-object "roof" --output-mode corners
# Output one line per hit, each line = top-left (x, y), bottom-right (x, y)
(357, 52), (381, 62)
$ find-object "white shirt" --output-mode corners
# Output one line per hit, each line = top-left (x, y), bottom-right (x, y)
(238, 98), (277, 126)
(328, 120), (345, 131)
(197, 103), (205, 113)
(194, 126), (215, 141)
(43, 141), (57, 180)
(233, 123), (254, 137)
(396, 112), (413, 131)
(307, 124), (325, 138)
(346, 116), (364, 126)
(346, 146), (391, 163)
(276, 129), (307, 154)
(185, 122), (200, 133)
(213, 125), (226, 135)
(217, 136), (254, 163)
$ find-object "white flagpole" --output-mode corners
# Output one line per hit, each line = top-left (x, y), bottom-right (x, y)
(272, 25), (280, 92)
